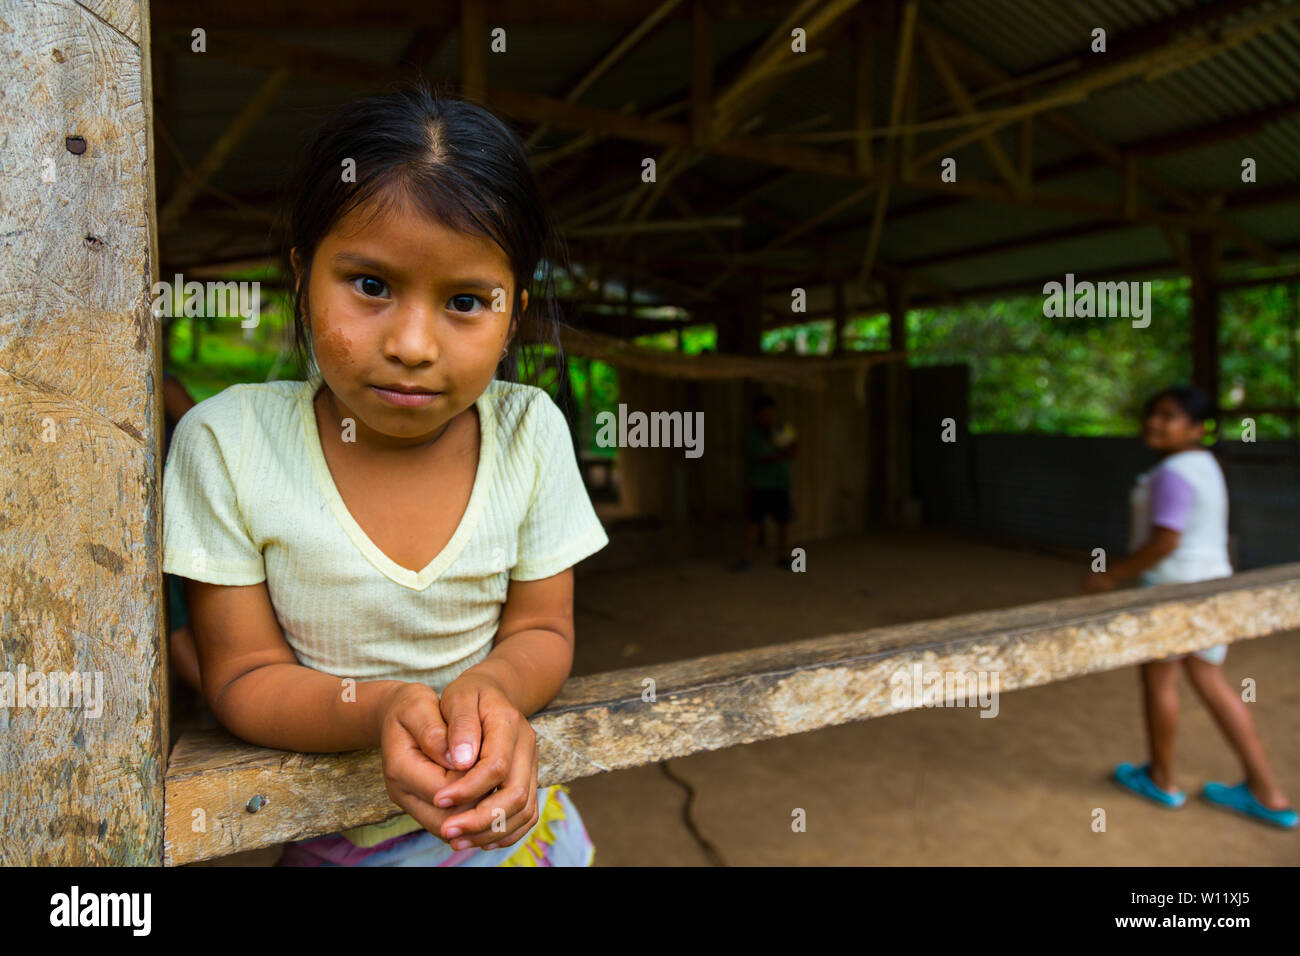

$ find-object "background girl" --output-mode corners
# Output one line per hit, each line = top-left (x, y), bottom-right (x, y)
(1083, 384), (1295, 829)
(162, 84), (610, 865)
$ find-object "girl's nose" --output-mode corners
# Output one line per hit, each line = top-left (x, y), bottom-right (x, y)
(383, 301), (440, 365)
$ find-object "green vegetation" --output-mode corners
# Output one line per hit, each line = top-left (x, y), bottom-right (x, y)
(761, 278), (1299, 439)
(166, 274), (1300, 443)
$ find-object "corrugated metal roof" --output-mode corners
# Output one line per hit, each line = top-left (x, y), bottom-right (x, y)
(153, 0), (1300, 309)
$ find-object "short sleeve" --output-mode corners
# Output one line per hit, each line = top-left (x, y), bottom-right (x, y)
(510, 394), (610, 581)
(1148, 466), (1196, 533)
(161, 392), (266, 585)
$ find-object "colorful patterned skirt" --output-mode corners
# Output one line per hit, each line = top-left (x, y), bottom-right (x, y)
(278, 784), (593, 867)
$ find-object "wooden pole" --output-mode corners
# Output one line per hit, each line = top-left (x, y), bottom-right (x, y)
(886, 276), (911, 527)
(1, 0), (164, 864)
(690, 0), (713, 147)
(856, 0), (917, 302)
(833, 278), (847, 355)
(852, 10), (873, 174)
(459, 0), (486, 101)
(1189, 230), (1221, 405)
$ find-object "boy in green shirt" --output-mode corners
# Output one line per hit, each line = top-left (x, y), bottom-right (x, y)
(733, 394), (797, 571)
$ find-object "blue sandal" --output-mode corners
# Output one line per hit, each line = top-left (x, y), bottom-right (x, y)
(1113, 762), (1187, 808)
(1202, 782), (1298, 830)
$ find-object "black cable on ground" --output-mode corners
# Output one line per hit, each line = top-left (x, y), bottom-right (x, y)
(658, 761), (729, 867)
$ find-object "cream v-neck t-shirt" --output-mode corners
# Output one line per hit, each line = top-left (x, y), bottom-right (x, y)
(161, 373), (609, 695)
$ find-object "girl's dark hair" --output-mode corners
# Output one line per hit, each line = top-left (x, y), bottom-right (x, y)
(1142, 384), (1217, 424)
(279, 82), (569, 396)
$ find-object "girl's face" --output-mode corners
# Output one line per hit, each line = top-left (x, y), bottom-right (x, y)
(1142, 395), (1204, 452)
(297, 196), (526, 450)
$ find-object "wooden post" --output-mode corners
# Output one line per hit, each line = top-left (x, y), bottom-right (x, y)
(690, 0), (713, 148)
(0, 0), (164, 864)
(852, 10), (873, 175)
(622, 264), (635, 341)
(887, 276), (908, 354)
(459, 0), (486, 101)
(832, 279), (847, 355)
(1189, 230), (1221, 404)
(885, 277), (911, 527)
(738, 276), (764, 356)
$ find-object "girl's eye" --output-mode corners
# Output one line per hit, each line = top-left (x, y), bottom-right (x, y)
(352, 275), (389, 298)
(449, 294), (484, 314)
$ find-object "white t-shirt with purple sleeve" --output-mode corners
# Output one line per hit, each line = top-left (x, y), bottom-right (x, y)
(1128, 448), (1232, 585)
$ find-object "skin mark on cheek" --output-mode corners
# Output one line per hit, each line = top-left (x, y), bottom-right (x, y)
(317, 321), (359, 376)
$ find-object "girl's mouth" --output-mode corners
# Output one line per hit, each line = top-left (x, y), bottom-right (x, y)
(371, 385), (442, 408)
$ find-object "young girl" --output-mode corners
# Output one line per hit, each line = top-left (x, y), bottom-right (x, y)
(1083, 385), (1295, 829)
(162, 85), (610, 865)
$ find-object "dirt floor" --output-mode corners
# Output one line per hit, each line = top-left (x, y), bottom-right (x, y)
(200, 530), (1299, 866)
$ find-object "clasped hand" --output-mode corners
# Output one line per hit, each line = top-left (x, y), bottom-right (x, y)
(379, 674), (540, 853)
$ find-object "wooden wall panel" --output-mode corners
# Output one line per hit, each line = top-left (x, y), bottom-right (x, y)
(612, 366), (869, 542)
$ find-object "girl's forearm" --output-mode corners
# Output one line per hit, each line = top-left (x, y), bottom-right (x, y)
(210, 663), (406, 752)
(462, 628), (573, 716)
(1110, 540), (1174, 581)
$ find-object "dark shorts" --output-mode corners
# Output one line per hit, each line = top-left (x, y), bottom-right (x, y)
(747, 488), (793, 524)
(166, 573), (190, 632)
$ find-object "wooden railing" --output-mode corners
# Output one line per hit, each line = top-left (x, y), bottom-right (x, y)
(164, 563), (1300, 864)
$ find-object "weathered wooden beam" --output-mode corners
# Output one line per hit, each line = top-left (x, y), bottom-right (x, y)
(690, 0), (713, 147)
(1, 0), (164, 865)
(762, 183), (876, 251)
(625, 0), (855, 239)
(712, 0), (823, 124)
(900, 43), (918, 184)
(150, 0), (798, 29)
(855, 0), (916, 301)
(665, 190), (733, 259)
(1017, 117), (1033, 200)
(459, 0), (486, 100)
(852, 9), (873, 174)
(528, 0), (684, 148)
(167, 22), (1272, 251)
(920, 26), (1018, 189)
(158, 67), (289, 233)
(164, 563), (1300, 865)
(832, 277), (847, 355)
(565, 216), (743, 238)
(156, 28), (387, 87)
(1162, 226), (1195, 276)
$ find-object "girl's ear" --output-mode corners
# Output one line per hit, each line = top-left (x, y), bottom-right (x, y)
(507, 288), (528, 346)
